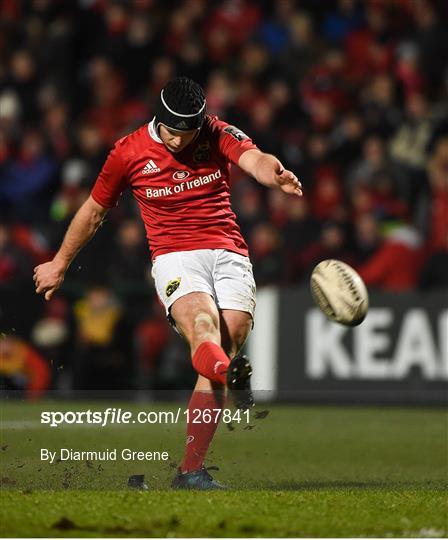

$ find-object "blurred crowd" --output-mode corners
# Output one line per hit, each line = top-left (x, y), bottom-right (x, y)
(1, 0), (447, 395)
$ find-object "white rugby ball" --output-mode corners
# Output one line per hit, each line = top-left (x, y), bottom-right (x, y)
(310, 259), (369, 326)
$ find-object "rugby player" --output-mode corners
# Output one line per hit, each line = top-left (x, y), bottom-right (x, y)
(34, 77), (302, 489)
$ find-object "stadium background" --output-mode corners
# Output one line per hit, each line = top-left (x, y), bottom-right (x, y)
(1, 0), (447, 400)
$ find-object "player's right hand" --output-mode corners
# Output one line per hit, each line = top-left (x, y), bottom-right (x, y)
(33, 260), (66, 301)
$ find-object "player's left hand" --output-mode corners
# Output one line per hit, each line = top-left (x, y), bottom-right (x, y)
(274, 165), (303, 196)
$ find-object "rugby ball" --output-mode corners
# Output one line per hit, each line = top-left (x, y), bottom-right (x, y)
(310, 259), (369, 326)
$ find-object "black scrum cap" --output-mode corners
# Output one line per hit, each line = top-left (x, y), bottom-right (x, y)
(154, 77), (206, 132)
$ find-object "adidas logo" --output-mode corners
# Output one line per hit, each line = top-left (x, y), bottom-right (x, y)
(175, 120), (189, 129)
(142, 159), (160, 174)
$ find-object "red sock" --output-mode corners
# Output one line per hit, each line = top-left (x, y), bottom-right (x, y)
(181, 390), (224, 473)
(192, 342), (230, 385)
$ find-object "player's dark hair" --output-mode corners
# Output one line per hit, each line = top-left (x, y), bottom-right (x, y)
(154, 77), (206, 133)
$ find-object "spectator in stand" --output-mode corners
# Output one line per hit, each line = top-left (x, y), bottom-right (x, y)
(283, 197), (319, 252)
(108, 218), (153, 323)
(136, 308), (171, 381)
(250, 222), (284, 286)
(301, 133), (333, 190)
(370, 172), (409, 222)
(323, 0), (363, 46)
(390, 91), (436, 206)
(258, 0), (293, 57)
(50, 159), (90, 225)
(331, 112), (366, 167)
(410, 0), (448, 99)
(310, 166), (344, 222)
(122, 12), (157, 96)
(247, 95), (280, 156)
(292, 221), (353, 283)
(31, 296), (70, 389)
(232, 184), (267, 240)
(42, 101), (73, 161)
(283, 197), (320, 282)
(357, 223), (425, 291)
(267, 189), (289, 230)
(395, 42), (425, 99)
(0, 90), (21, 159)
(108, 219), (149, 289)
(0, 334), (51, 400)
(360, 74), (402, 137)
(205, 71), (234, 119)
(84, 56), (148, 145)
(266, 80), (298, 133)
(0, 129), (57, 222)
(347, 134), (407, 202)
(0, 223), (32, 286)
(389, 92), (433, 173)
(75, 123), (108, 183)
(7, 49), (38, 123)
(203, 0), (261, 63)
(416, 137), (448, 253)
(344, 3), (394, 83)
(351, 212), (381, 265)
(72, 284), (132, 390)
(347, 135), (388, 189)
(301, 46), (350, 120)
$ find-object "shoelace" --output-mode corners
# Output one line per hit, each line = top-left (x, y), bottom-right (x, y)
(202, 465), (219, 479)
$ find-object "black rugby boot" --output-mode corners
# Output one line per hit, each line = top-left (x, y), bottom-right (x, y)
(227, 354), (254, 410)
(171, 466), (226, 490)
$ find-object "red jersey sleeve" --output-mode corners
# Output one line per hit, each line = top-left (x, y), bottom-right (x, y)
(91, 141), (129, 208)
(212, 118), (258, 164)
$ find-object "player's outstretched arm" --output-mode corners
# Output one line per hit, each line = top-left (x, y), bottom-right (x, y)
(238, 149), (303, 196)
(34, 195), (108, 301)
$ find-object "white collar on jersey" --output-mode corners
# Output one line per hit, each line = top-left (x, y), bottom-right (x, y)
(148, 118), (163, 144)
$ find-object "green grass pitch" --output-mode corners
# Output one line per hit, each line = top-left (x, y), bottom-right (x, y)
(0, 401), (447, 537)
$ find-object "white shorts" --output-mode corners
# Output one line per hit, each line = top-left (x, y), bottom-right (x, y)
(151, 249), (256, 319)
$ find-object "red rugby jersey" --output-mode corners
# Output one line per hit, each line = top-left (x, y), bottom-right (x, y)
(91, 115), (258, 259)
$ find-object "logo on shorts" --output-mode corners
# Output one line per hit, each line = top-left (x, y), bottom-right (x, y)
(172, 170), (190, 181)
(186, 435), (195, 445)
(193, 141), (210, 163)
(165, 277), (181, 297)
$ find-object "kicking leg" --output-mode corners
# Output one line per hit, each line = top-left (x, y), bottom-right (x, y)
(170, 292), (226, 488)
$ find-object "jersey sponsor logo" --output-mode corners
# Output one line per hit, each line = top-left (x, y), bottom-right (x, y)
(142, 159), (160, 174)
(145, 169), (222, 198)
(193, 141), (211, 163)
(172, 170), (190, 181)
(165, 277), (181, 297)
(224, 125), (248, 141)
